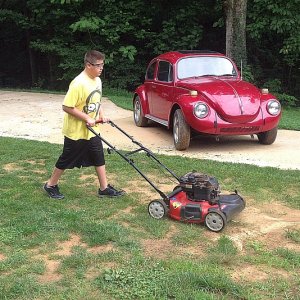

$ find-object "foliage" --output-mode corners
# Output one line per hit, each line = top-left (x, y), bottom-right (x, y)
(0, 0), (299, 101)
(240, 64), (255, 83)
(263, 79), (298, 107)
(247, 0), (300, 66)
(247, 0), (300, 100)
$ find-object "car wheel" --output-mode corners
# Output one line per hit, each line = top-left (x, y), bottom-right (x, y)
(173, 109), (190, 150)
(148, 199), (169, 219)
(205, 211), (226, 232)
(134, 96), (148, 127)
(257, 127), (278, 145)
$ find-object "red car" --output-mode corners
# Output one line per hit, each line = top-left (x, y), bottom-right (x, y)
(133, 50), (282, 150)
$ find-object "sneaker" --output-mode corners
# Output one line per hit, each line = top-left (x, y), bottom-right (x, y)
(43, 183), (65, 199)
(108, 184), (126, 195)
(98, 185), (125, 197)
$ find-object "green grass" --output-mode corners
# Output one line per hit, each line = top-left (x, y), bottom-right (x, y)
(280, 107), (300, 130)
(0, 137), (300, 299)
(103, 87), (133, 111)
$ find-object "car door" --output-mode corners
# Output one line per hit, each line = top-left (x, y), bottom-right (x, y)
(150, 60), (174, 120)
(144, 60), (157, 114)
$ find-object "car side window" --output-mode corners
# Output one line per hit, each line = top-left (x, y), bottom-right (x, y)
(157, 61), (173, 82)
(146, 62), (156, 80)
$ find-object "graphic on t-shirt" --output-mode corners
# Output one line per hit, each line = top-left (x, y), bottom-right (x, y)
(83, 89), (101, 116)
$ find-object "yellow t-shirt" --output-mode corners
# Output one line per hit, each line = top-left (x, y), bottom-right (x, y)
(62, 71), (102, 140)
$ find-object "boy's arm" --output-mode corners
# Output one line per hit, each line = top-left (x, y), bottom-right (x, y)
(97, 106), (110, 123)
(63, 105), (96, 126)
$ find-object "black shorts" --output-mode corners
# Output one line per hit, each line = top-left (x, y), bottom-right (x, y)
(55, 136), (105, 170)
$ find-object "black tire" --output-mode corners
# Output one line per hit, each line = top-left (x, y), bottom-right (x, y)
(148, 199), (169, 219)
(257, 127), (278, 145)
(173, 109), (190, 150)
(133, 96), (148, 127)
(205, 211), (226, 232)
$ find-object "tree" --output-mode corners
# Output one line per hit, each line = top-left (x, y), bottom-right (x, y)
(247, 0), (300, 99)
(224, 0), (247, 65)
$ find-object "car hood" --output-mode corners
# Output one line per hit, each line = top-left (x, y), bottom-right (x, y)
(178, 78), (262, 123)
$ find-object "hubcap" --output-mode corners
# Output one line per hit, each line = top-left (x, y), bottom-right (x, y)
(173, 115), (179, 143)
(148, 201), (165, 219)
(134, 100), (141, 123)
(205, 212), (224, 232)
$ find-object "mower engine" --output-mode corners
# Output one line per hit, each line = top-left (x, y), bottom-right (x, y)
(179, 172), (220, 204)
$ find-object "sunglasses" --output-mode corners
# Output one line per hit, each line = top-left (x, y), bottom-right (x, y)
(87, 61), (104, 68)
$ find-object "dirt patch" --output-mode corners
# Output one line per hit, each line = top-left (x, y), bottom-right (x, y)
(231, 265), (290, 282)
(142, 226), (207, 259)
(32, 233), (115, 283)
(3, 163), (23, 172)
(140, 200), (300, 261)
(3, 159), (46, 173)
(142, 224), (178, 259)
(212, 200), (300, 252)
(35, 254), (62, 283)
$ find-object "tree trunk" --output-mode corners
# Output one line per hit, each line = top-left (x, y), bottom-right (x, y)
(25, 28), (37, 86)
(23, 3), (37, 86)
(224, 0), (247, 65)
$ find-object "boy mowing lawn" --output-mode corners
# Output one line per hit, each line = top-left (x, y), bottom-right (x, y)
(44, 50), (125, 199)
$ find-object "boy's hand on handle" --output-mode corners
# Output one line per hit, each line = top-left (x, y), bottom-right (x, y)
(86, 116), (96, 127)
(96, 117), (110, 124)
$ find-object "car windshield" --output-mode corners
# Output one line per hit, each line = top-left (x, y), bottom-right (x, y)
(177, 56), (237, 79)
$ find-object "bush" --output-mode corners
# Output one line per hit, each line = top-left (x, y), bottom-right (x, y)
(263, 78), (298, 107)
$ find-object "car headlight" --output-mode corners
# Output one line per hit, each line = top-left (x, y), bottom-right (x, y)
(194, 102), (209, 118)
(267, 100), (281, 116)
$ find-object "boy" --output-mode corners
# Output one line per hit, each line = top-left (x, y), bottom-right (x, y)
(44, 50), (124, 199)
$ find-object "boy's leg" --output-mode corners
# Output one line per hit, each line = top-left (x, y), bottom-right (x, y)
(95, 165), (108, 190)
(96, 165), (125, 197)
(47, 167), (64, 186)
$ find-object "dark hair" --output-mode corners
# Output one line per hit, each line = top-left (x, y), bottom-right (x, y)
(84, 50), (105, 65)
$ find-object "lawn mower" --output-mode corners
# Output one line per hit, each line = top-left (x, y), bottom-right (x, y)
(88, 121), (245, 232)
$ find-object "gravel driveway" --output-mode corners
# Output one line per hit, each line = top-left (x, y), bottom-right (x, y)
(1, 90), (299, 170)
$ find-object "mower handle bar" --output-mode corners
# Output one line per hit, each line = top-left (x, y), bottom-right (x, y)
(87, 121), (180, 200)
(108, 121), (179, 180)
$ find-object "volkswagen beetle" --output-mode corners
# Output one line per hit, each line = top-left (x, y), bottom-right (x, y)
(133, 50), (281, 150)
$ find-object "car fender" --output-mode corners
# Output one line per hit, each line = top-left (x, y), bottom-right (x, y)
(168, 93), (201, 127)
(167, 93), (191, 129)
(133, 85), (150, 115)
(258, 92), (282, 130)
(169, 93), (219, 132)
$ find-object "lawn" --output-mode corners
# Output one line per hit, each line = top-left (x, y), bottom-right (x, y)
(0, 136), (299, 299)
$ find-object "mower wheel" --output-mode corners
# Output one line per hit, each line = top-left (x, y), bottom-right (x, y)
(148, 199), (169, 219)
(205, 210), (226, 232)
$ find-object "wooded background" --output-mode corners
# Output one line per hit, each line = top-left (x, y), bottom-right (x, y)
(0, 0), (299, 106)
